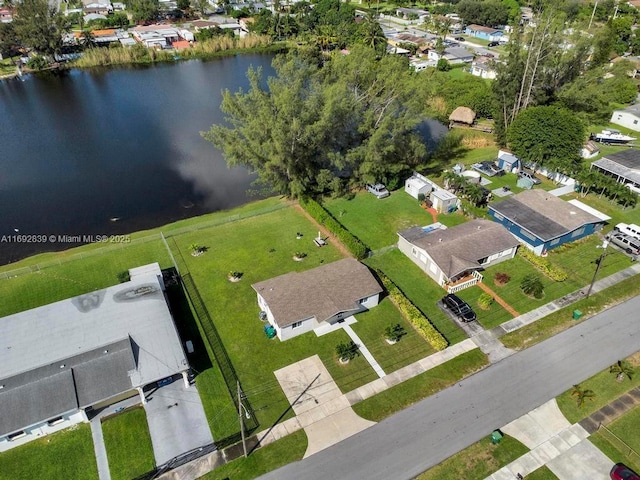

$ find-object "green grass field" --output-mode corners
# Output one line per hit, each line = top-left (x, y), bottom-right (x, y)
(102, 408), (155, 480)
(0, 425), (98, 480)
(525, 466), (559, 479)
(416, 434), (529, 480)
(590, 405), (640, 474)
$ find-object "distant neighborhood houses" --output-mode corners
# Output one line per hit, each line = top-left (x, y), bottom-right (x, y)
(464, 24), (504, 42)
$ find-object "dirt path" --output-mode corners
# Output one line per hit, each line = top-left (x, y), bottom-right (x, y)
(293, 203), (353, 259)
(477, 281), (520, 317)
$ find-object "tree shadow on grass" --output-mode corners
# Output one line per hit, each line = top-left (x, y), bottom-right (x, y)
(422, 132), (469, 175)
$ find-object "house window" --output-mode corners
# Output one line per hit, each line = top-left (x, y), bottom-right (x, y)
(8, 431), (26, 441)
(519, 228), (536, 241)
(429, 261), (437, 273)
(493, 213), (504, 221)
(571, 227), (585, 238)
(291, 321), (303, 329)
(47, 416), (64, 426)
(412, 247), (418, 257)
(635, 120), (638, 125)
(550, 238), (560, 246)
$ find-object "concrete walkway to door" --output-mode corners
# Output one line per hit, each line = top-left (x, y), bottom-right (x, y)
(343, 324), (386, 378)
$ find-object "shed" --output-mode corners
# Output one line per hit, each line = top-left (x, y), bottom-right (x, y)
(449, 107), (476, 128)
(581, 141), (600, 159)
(430, 188), (458, 213)
(497, 150), (520, 172)
(405, 172), (432, 199)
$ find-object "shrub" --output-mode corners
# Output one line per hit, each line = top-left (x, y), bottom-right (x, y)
(299, 198), (369, 259)
(294, 252), (307, 258)
(336, 340), (359, 361)
(477, 293), (494, 310)
(385, 323), (406, 342)
(518, 248), (568, 281)
(117, 271), (130, 283)
(376, 270), (448, 351)
(521, 274), (544, 299)
(494, 272), (510, 286)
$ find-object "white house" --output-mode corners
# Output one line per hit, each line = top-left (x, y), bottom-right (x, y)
(405, 172), (432, 199)
(251, 258), (383, 341)
(470, 56), (497, 80)
(397, 220), (519, 292)
(610, 104), (640, 132)
(0, 263), (190, 451)
(430, 187), (459, 213)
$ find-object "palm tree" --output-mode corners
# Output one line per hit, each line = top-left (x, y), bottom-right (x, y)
(360, 12), (387, 53)
(609, 360), (634, 382)
(571, 384), (596, 408)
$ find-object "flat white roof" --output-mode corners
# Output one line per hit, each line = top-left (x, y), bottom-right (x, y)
(0, 264), (187, 388)
(567, 199), (612, 221)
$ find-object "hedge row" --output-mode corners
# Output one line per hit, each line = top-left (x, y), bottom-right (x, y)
(518, 247), (569, 282)
(299, 198), (369, 259)
(376, 270), (449, 351)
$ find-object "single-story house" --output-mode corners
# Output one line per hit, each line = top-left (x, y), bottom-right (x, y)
(449, 106), (476, 128)
(83, 2), (113, 15)
(0, 263), (189, 451)
(428, 47), (474, 64)
(0, 7), (13, 23)
(470, 56), (497, 80)
(410, 59), (435, 71)
(497, 149), (520, 172)
(192, 20), (220, 31)
(610, 104), (640, 132)
(83, 13), (106, 23)
(398, 219), (519, 292)
(252, 258), (383, 341)
(488, 190), (609, 255)
(395, 7), (428, 20)
(405, 172), (432, 199)
(464, 24), (503, 42)
(591, 149), (640, 193)
(581, 141), (600, 159)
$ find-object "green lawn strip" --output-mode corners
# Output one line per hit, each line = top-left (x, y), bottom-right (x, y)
(352, 349), (489, 422)
(199, 430), (308, 480)
(415, 434), (529, 480)
(563, 191), (640, 231)
(102, 407), (155, 480)
(364, 249), (467, 345)
(350, 298), (435, 373)
(0, 424), (98, 480)
(525, 466), (559, 480)
(0, 239), (172, 317)
(556, 353), (640, 424)
(322, 191), (434, 250)
(455, 285), (514, 329)
(171, 207), (378, 431)
(501, 274), (640, 350)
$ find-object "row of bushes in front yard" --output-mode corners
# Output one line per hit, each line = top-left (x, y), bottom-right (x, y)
(299, 198), (369, 259)
(375, 269), (448, 351)
(518, 247), (569, 281)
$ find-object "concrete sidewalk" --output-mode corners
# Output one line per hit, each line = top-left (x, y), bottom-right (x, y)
(343, 324), (386, 378)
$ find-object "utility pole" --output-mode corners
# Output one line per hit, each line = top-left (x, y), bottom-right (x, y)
(237, 380), (247, 458)
(588, 1), (598, 30)
(586, 239), (609, 298)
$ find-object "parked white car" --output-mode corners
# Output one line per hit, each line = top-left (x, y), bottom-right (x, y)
(366, 183), (390, 199)
(614, 223), (640, 240)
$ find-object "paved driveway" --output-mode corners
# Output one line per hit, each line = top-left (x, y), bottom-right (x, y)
(547, 441), (613, 480)
(144, 378), (213, 466)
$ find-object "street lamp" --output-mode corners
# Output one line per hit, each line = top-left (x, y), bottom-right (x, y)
(586, 238), (609, 298)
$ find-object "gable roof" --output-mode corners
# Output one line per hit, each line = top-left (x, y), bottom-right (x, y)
(592, 149), (640, 185)
(398, 219), (519, 279)
(467, 24), (502, 34)
(252, 258), (383, 328)
(489, 190), (603, 241)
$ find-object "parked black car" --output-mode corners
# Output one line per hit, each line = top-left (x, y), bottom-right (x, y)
(488, 41), (500, 47)
(441, 294), (477, 322)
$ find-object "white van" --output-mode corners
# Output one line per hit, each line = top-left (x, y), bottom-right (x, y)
(614, 223), (640, 240)
(609, 233), (640, 255)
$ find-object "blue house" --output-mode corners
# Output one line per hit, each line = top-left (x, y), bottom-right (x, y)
(465, 24), (503, 42)
(488, 190), (609, 255)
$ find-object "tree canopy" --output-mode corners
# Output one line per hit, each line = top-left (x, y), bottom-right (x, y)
(203, 47), (429, 198)
(12, 0), (69, 55)
(457, 0), (510, 28)
(506, 106), (584, 174)
(128, 0), (160, 24)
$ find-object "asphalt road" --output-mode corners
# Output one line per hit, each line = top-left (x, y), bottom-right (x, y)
(260, 295), (640, 480)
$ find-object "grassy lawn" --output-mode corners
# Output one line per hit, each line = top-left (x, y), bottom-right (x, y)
(415, 434), (529, 480)
(364, 249), (467, 345)
(556, 352), (640, 424)
(350, 297), (435, 374)
(322, 190), (435, 250)
(455, 285), (514, 329)
(501, 274), (640, 350)
(525, 466), (559, 479)
(199, 430), (307, 480)
(0, 58), (16, 77)
(102, 408), (155, 480)
(590, 405), (640, 474)
(563, 191), (640, 233)
(352, 349), (488, 422)
(0, 425), (98, 480)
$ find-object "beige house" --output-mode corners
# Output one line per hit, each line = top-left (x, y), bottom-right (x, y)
(252, 258), (383, 341)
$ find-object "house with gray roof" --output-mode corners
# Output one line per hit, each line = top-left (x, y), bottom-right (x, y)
(397, 220), (519, 293)
(251, 258), (383, 341)
(488, 190), (609, 255)
(610, 103), (640, 132)
(0, 263), (189, 451)
(591, 149), (640, 194)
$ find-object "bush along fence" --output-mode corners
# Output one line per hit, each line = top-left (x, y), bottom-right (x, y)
(518, 247), (569, 282)
(375, 269), (449, 351)
(298, 198), (369, 259)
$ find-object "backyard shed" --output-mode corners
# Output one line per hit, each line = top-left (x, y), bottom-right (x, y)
(431, 188), (458, 213)
(497, 150), (520, 172)
(405, 172), (433, 199)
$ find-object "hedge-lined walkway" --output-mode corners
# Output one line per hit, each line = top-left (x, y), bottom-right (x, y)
(293, 203), (353, 258)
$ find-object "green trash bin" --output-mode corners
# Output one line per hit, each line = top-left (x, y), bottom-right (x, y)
(491, 430), (503, 444)
(572, 309), (583, 320)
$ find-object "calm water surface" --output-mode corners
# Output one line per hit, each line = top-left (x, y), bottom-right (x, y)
(0, 55), (275, 265)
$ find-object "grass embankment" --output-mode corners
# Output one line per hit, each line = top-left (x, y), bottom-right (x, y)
(199, 430), (308, 480)
(74, 36), (278, 68)
(102, 408), (155, 480)
(352, 349), (488, 422)
(501, 274), (640, 350)
(415, 434), (529, 480)
(0, 425), (98, 480)
(556, 352), (640, 424)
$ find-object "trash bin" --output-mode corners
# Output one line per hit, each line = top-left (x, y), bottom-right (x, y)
(572, 309), (583, 320)
(491, 430), (503, 444)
